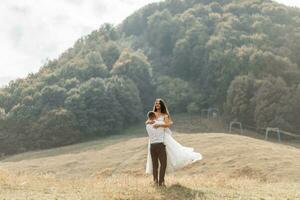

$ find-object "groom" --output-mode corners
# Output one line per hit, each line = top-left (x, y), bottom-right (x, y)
(146, 111), (167, 187)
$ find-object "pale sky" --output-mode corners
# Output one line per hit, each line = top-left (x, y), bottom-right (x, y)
(0, 0), (299, 87)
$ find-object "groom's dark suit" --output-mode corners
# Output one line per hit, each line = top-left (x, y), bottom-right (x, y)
(146, 123), (167, 185)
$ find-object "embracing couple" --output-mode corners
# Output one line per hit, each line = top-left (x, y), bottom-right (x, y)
(145, 98), (202, 187)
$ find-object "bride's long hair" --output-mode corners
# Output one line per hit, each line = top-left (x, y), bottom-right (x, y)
(153, 98), (171, 118)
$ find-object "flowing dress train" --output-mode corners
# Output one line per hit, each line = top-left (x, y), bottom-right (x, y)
(146, 116), (202, 174)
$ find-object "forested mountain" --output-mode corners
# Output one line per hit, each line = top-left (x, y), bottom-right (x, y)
(1, 0), (300, 154)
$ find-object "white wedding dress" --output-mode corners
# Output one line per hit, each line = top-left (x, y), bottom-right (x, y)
(146, 116), (202, 174)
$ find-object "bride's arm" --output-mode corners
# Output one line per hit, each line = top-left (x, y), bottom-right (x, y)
(145, 120), (155, 125)
(153, 115), (173, 128)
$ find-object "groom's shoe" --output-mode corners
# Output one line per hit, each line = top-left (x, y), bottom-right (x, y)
(159, 182), (167, 188)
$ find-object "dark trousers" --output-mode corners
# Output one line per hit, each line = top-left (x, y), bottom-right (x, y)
(150, 142), (167, 185)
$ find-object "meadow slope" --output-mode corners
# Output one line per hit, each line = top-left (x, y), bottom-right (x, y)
(0, 132), (300, 199)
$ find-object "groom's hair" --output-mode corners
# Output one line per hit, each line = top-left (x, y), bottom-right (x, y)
(147, 111), (156, 119)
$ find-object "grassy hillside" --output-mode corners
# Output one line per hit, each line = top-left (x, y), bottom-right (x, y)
(0, 129), (299, 199)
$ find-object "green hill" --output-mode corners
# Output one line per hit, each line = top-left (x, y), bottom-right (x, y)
(1, 0), (300, 154)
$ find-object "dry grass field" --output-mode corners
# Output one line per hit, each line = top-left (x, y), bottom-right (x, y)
(0, 117), (300, 199)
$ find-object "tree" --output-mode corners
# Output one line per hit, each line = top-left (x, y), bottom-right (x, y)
(40, 85), (67, 109)
(112, 50), (155, 110)
(121, 3), (159, 36)
(100, 42), (121, 70)
(249, 51), (297, 77)
(225, 75), (257, 125)
(31, 108), (81, 148)
(172, 21), (209, 80)
(58, 62), (85, 81)
(146, 9), (179, 56)
(98, 23), (120, 41)
(82, 51), (109, 80)
(64, 78), (80, 90)
(6, 102), (38, 122)
(287, 84), (300, 131)
(72, 77), (123, 135)
(254, 76), (291, 130)
(0, 91), (11, 113)
(155, 76), (193, 113)
(105, 76), (143, 124)
(41, 72), (59, 85)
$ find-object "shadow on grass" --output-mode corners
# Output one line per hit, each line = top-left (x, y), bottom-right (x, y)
(158, 183), (205, 200)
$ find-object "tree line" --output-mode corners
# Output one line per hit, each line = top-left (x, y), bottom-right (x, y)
(1, 0), (300, 154)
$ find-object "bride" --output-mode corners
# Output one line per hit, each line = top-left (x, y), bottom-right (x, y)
(145, 98), (202, 174)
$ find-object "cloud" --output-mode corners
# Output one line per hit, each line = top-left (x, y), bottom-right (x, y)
(275, 0), (300, 8)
